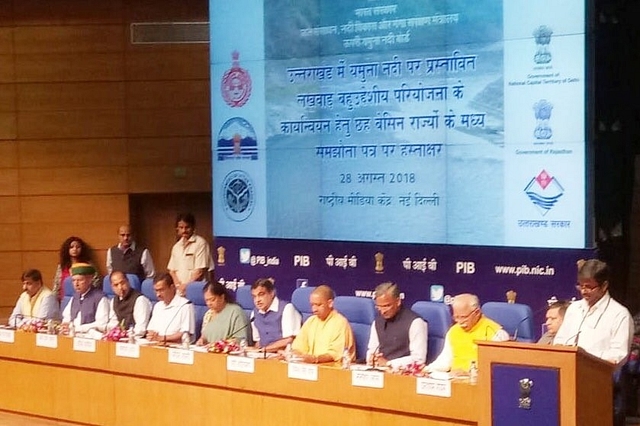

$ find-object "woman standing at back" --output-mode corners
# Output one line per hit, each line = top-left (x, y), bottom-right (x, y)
(52, 236), (100, 301)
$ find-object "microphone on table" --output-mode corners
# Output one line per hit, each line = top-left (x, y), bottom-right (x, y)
(162, 300), (192, 346)
(225, 317), (254, 340)
(367, 345), (382, 371)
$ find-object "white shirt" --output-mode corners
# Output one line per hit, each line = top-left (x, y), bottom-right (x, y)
(147, 295), (195, 336)
(250, 297), (302, 343)
(9, 290), (60, 327)
(553, 293), (633, 364)
(106, 242), (156, 279)
(366, 317), (428, 369)
(61, 293), (110, 333)
(107, 294), (153, 337)
(427, 326), (509, 372)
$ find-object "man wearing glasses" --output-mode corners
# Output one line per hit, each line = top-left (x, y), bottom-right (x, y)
(553, 259), (633, 426)
(425, 293), (508, 375)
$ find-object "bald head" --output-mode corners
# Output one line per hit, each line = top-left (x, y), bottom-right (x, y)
(118, 224), (133, 249)
(310, 285), (335, 321)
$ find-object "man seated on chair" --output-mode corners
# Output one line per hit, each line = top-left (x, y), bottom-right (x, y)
(425, 293), (508, 375)
(537, 300), (569, 345)
(250, 278), (302, 352)
(107, 271), (152, 337)
(61, 263), (109, 334)
(146, 273), (195, 344)
(365, 282), (427, 369)
(289, 285), (355, 365)
(9, 269), (60, 328)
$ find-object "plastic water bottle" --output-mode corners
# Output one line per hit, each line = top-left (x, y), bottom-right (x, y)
(181, 331), (190, 349)
(469, 361), (478, 385)
(47, 319), (55, 335)
(284, 343), (292, 362)
(239, 337), (248, 356)
(341, 348), (351, 370)
(127, 326), (135, 344)
(68, 322), (75, 338)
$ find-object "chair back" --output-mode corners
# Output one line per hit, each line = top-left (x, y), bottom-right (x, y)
(291, 286), (316, 322)
(334, 296), (376, 362)
(141, 278), (158, 304)
(481, 302), (535, 342)
(235, 285), (254, 320)
(185, 281), (208, 341)
(61, 276), (75, 311)
(411, 301), (452, 364)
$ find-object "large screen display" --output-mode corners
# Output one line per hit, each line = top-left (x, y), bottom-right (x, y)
(211, 0), (588, 249)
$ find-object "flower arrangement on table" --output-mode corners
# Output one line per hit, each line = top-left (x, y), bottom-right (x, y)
(103, 321), (128, 342)
(393, 361), (427, 377)
(19, 318), (47, 333)
(208, 338), (241, 354)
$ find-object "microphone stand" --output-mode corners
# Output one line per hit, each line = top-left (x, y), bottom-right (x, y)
(162, 300), (192, 346)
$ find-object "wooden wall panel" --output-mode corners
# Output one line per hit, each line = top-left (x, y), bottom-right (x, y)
(0, 280), (21, 310)
(0, 112), (16, 139)
(0, 54), (15, 83)
(0, 83), (15, 111)
(14, 53), (124, 82)
(22, 221), (124, 253)
(21, 194), (128, 224)
(0, 141), (18, 167)
(127, 136), (210, 166)
(0, 1), (13, 26)
(128, 165), (211, 193)
(21, 251), (58, 284)
(0, 28), (13, 54)
(19, 139), (128, 168)
(17, 82), (125, 111)
(127, 107), (210, 137)
(126, 80), (209, 109)
(125, 0), (207, 21)
(0, 169), (18, 195)
(19, 166), (128, 195)
(17, 110), (125, 139)
(0, 251), (24, 279)
(13, 25), (123, 54)
(0, 224), (20, 251)
(12, 0), (123, 25)
(125, 49), (208, 80)
(0, 196), (20, 222)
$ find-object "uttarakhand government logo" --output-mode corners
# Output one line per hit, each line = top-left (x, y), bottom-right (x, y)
(533, 25), (553, 64)
(216, 117), (258, 161)
(222, 170), (255, 222)
(221, 51), (252, 108)
(524, 170), (564, 216)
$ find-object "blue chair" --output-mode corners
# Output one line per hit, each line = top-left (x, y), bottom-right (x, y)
(61, 276), (74, 312)
(141, 278), (158, 304)
(102, 274), (141, 297)
(291, 286), (316, 322)
(235, 285), (254, 320)
(481, 302), (534, 342)
(334, 296), (376, 363)
(411, 301), (452, 364)
(185, 281), (207, 341)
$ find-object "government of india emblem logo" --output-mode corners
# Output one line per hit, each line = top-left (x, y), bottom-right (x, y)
(222, 170), (255, 222)
(524, 170), (564, 216)
(533, 99), (553, 140)
(533, 25), (553, 64)
(221, 51), (252, 108)
(216, 117), (258, 161)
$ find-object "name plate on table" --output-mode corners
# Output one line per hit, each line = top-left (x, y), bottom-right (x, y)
(416, 377), (451, 398)
(73, 337), (96, 353)
(0, 329), (15, 343)
(36, 333), (58, 348)
(115, 342), (140, 359)
(287, 362), (318, 381)
(227, 355), (255, 373)
(351, 370), (385, 389)
(168, 348), (194, 365)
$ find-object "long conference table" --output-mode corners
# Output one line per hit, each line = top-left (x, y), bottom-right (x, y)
(0, 331), (480, 426)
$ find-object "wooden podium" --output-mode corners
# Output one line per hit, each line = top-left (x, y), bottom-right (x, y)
(477, 341), (615, 426)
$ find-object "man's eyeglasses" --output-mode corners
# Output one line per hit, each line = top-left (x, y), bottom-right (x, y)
(453, 307), (479, 322)
(575, 283), (601, 293)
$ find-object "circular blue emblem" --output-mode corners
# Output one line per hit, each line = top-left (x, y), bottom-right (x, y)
(222, 170), (255, 222)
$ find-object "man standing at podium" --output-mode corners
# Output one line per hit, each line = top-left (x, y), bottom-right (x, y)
(553, 259), (633, 426)
(425, 293), (508, 374)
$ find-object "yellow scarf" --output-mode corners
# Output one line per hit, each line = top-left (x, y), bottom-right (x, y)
(18, 286), (51, 319)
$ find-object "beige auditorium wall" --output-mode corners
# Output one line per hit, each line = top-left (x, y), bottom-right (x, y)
(0, 0), (211, 314)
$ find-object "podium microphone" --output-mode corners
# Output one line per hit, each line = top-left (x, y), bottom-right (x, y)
(163, 301), (192, 346)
